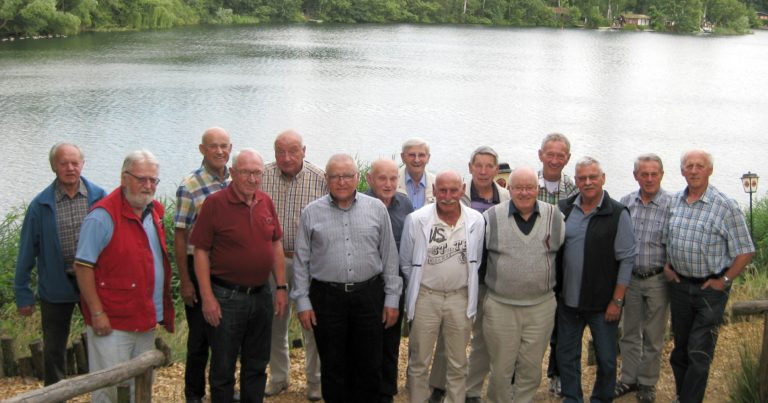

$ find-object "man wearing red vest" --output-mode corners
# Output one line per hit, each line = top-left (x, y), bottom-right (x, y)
(75, 149), (174, 403)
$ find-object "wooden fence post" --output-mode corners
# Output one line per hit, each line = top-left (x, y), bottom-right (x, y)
(2, 336), (17, 377)
(29, 339), (44, 380)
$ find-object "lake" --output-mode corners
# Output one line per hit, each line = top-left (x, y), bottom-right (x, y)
(1, 24), (767, 213)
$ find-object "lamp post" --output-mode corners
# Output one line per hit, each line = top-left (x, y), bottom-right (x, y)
(741, 171), (759, 241)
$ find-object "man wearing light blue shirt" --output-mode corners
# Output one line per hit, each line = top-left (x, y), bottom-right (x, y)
(397, 137), (436, 209)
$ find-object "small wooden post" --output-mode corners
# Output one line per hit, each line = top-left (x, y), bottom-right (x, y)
(154, 337), (172, 367)
(66, 346), (76, 375)
(29, 339), (44, 380)
(134, 368), (154, 402)
(2, 336), (17, 377)
(73, 338), (88, 374)
(18, 356), (34, 379)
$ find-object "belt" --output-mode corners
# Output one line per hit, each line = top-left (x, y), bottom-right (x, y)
(632, 267), (664, 280)
(313, 275), (381, 293)
(211, 276), (265, 295)
(284, 251), (294, 258)
(673, 268), (727, 284)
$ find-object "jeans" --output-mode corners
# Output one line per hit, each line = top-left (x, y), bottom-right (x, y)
(557, 304), (618, 403)
(310, 277), (385, 403)
(207, 283), (273, 403)
(184, 256), (210, 400)
(668, 280), (729, 403)
(40, 300), (77, 387)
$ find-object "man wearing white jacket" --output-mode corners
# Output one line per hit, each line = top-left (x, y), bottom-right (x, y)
(400, 171), (485, 403)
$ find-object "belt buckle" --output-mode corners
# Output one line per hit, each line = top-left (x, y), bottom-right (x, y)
(344, 283), (355, 292)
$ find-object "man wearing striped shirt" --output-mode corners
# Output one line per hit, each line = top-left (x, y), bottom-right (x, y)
(291, 154), (402, 403)
(174, 127), (232, 403)
(664, 150), (754, 403)
(261, 129), (327, 401)
(616, 154), (671, 403)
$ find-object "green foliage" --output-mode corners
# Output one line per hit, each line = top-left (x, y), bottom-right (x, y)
(707, 0), (753, 32)
(745, 194), (768, 270)
(727, 323), (764, 403)
(0, 207), (24, 308)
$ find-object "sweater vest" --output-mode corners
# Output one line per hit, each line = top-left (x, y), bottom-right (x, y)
(484, 201), (563, 304)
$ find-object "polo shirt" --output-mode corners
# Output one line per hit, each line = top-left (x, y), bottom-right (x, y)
(189, 185), (282, 287)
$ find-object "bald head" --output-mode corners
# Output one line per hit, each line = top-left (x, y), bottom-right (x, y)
(367, 159), (399, 205)
(509, 166), (539, 214)
(434, 170), (464, 217)
(199, 127), (231, 176)
(274, 129), (306, 177)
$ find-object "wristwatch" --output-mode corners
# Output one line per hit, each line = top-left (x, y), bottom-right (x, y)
(611, 298), (624, 308)
(722, 275), (732, 285)
(275, 284), (288, 291)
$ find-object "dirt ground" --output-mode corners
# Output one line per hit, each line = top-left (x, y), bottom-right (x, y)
(0, 320), (761, 402)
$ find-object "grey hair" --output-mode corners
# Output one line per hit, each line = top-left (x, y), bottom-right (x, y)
(232, 148), (263, 169)
(121, 149), (159, 173)
(49, 143), (84, 172)
(634, 153), (664, 173)
(325, 153), (358, 173)
(469, 145), (499, 165)
(575, 156), (602, 174)
(401, 137), (430, 154)
(540, 133), (571, 153)
(680, 150), (713, 169)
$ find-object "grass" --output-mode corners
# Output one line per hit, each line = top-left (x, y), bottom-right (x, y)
(727, 323), (765, 403)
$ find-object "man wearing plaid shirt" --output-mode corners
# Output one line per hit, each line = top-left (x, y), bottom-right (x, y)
(262, 129), (328, 401)
(536, 132), (577, 397)
(664, 149), (754, 403)
(174, 127), (232, 403)
(616, 154), (671, 403)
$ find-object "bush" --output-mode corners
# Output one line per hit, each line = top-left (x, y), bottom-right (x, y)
(728, 324), (764, 402)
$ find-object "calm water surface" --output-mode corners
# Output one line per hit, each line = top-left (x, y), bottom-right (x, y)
(1, 25), (767, 212)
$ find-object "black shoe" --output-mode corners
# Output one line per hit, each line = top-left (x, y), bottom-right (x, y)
(614, 381), (638, 397)
(429, 388), (446, 403)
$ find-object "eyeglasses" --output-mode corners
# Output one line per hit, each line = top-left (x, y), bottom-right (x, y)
(327, 173), (357, 183)
(124, 171), (160, 185)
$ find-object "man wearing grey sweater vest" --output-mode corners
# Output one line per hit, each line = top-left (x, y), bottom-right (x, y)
(483, 166), (565, 403)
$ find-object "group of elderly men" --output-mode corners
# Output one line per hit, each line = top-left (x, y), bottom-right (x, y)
(14, 129), (753, 403)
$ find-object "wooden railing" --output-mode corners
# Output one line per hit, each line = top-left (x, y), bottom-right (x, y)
(3, 348), (167, 403)
(731, 299), (768, 401)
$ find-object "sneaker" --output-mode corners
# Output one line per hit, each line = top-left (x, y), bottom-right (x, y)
(265, 381), (289, 397)
(306, 382), (322, 401)
(614, 381), (638, 398)
(548, 376), (562, 397)
(637, 384), (656, 403)
(429, 388), (446, 403)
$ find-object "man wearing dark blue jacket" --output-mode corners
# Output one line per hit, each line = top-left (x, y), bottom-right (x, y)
(14, 142), (106, 386)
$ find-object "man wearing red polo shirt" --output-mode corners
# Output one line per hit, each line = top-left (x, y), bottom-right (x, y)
(191, 148), (288, 403)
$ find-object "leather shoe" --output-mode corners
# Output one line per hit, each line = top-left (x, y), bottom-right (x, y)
(265, 381), (289, 397)
(307, 382), (322, 401)
(429, 388), (446, 403)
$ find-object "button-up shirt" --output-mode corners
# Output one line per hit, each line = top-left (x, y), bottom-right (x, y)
(538, 170), (577, 205)
(620, 189), (671, 274)
(405, 172), (427, 210)
(55, 180), (89, 270)
(261, 160), (327, 253)
(364, 190), (413, 251)
(291, 192), (402, 312)
(174, 163), (230, 254)
(665, 185), (754, 278)
(563, 192), (636, 308)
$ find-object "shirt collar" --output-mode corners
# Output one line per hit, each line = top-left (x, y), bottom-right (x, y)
(574, 190), (606, 211)
(224, 184), (262, 206)
(55, 179), (87, 201)
(329, 191), (359, 210)
(634, 188), (665, 205)
(405, 171), (427, 188)
(681, 185), (713, 204)
(508, 200), (540, 217)
(202, 161), (230, 182)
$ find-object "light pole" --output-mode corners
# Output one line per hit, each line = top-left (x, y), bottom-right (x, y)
(741, 171), (759, 241)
